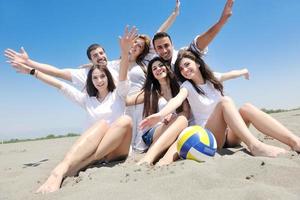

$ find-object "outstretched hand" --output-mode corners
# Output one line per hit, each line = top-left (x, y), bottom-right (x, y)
(219, 0), (234, 24)
(8, 60), (32, 74)
(119, 25), (138, 53)
(174, 0), (181, 16)
(243, 68), (250, 80)
(139, 113), (162, 131)
(4, 47), (29, 65)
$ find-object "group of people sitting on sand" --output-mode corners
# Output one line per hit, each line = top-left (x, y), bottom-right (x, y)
(4, 0), (300, 194)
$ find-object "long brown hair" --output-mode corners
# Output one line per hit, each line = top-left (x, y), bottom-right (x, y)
(174, 50), (224, 96)
(135, 34), (151, 75)
(86, 65), (116, 97)
(142, 57), (183, 118)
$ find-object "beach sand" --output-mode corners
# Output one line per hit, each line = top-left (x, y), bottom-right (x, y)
(1, 110), (300, 200)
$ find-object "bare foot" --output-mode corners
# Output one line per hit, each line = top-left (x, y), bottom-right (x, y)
(36, 172), (63, 194)
(250, 142), (287, 157)
(36, 163), (69, 194)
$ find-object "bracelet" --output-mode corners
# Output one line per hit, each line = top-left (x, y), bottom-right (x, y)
(29, 68), (36, 75)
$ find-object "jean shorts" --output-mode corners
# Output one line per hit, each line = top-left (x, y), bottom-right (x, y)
(142, 125), (159, 146)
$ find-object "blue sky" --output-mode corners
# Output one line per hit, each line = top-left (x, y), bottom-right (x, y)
(1, 0), (300, 140)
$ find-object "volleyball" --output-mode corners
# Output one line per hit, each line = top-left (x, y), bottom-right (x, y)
(177, 125), (217, 162)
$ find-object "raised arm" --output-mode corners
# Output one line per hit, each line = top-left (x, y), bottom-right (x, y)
(118, 26), (138, 81)
(9, 61), (63, 89)
(139, 87), (188, 130)
(9, 60), (86, 107)
(156, 0), (180, 33)
(5, 47), (72, 81)
(219, 68), (249, 82)
(195, 0), (234, 51)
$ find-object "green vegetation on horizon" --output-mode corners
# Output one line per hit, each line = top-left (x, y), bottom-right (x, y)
(261, 107), (300, 114)
(2, 133), (80, 144)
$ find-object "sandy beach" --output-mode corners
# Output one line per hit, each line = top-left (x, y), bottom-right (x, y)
(1, 109), (300, 200)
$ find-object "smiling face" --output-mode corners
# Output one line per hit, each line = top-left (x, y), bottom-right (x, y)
(153, 36), (173, 62)
(91, 68), (108, 92)
(178, 57), (200, 80)
(89, 47), (108, 66)
(129, 38), (145, 60)
(151, 60), (168, 81)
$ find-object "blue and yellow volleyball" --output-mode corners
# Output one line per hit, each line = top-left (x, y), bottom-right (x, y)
(177, 125), (217, 162)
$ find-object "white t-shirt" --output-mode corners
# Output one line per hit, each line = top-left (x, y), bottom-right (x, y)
(127, 63), (146, 95)
(67, 60), (120, 90)
(67, 59), (148, 151)
(125, 63), (147, 152)
(181, 72), (223, 127)
(60, 80), (128, 128)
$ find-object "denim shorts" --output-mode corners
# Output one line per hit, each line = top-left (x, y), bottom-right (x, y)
(142, 125), (159, 146)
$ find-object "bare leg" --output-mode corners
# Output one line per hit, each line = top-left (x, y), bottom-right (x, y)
(239, 103), (300, 152)
(36, 120), (110, 194)
(205, 97), (286, 157)
(138, 115), (188, 165)
(223, 108), (252, 147)
(224, 128), (242, 147)
(156, 142), (179, 166)
(93, 115), (132, 160)
(67, 115), (133, 175)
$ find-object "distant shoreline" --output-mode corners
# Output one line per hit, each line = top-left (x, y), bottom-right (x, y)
(2, 107), (299, 144)
(1, 133), (79, 144)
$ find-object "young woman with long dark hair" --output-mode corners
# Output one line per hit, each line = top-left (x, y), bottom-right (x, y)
(126, 57), (189, 165)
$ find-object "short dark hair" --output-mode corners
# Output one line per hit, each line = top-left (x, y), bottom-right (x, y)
(86, 44), (105, 60)
(152, 32), (173, 48)
(86, 65), (115, 97)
